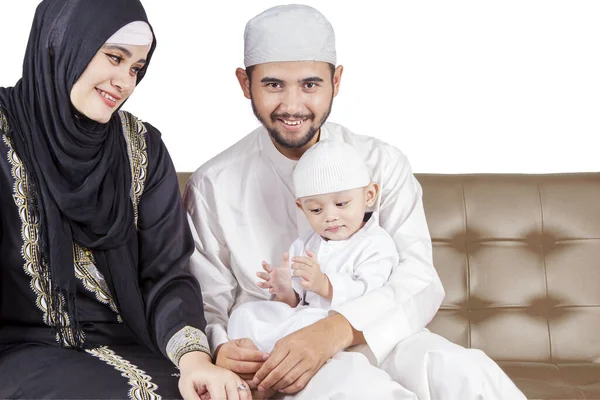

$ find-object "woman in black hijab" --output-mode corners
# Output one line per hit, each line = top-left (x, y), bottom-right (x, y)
(0, 1), (250, 399)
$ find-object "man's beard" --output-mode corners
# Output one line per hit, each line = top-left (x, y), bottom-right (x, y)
(251, 95), (333, 149)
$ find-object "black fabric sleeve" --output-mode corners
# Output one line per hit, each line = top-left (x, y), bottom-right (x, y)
(136, 122), (208, 362)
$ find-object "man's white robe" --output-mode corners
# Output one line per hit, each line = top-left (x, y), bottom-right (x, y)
(184, 122), (526, 399)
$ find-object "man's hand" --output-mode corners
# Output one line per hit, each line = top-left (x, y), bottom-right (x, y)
(252, 313), (360, 394)
(292, 250), (331, 300)
(257, 252), (298, 307)
(215, 338), (269, 389)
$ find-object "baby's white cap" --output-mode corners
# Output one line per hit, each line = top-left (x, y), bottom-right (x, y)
(293, 140), (370, 199)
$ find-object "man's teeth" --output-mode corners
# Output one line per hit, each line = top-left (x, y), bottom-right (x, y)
(283, 120), (302, 126)
(99, 90), (116, 102)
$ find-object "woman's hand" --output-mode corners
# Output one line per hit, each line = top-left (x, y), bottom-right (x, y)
(178, 351), (251, 400)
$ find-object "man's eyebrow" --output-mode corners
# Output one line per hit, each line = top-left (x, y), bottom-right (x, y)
(300, 77), (324, 83)
(260, 77), (284, 84)
(259, 76), (325, 84)
(103, 45), (147, 64)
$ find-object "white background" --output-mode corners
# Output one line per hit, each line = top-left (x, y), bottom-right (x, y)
(1, 1), (599, 173)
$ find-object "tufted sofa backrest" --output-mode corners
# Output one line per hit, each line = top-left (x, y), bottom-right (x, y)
(421, 173), (600, 363)
(177, 172), (600, 363)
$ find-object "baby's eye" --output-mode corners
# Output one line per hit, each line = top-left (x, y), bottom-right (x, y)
(336, 202), (348, 207)
(310, 208), (322, 214)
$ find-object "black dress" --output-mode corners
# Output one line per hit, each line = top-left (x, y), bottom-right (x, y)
(0, 109), (209, 399)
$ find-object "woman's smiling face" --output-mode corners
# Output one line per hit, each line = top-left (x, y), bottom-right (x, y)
(70, 43), (148, 123)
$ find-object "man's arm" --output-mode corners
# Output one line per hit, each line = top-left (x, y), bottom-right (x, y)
(184, 180), (236, 353)
(184, 179), (269, 382)
(253, 145), (444, 393)
(252, 312), (362, 394)
(333, 146), (445, 364)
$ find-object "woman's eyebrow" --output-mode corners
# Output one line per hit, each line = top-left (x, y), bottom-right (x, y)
(103, 44), (147, 64)
(103, 44), (132, 57)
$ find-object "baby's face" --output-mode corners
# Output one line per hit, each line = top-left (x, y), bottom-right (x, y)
(297, 184), (377, 241)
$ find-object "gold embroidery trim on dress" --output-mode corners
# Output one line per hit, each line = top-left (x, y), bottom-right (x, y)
(119, 110), (148, 228)
(73, 243), (122, 322)
(2, 115), (80, 347)
(3, 108), (149, 342)
(72, 111), (148, 320)
(166, 326), (211, 367)
(0, 107), (7, 134)
(87, 346), (161, 400)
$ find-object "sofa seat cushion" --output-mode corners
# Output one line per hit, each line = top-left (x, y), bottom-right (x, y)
(499, 362), (600, 399)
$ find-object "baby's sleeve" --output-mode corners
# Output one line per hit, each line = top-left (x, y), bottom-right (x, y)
(327, 231), (398, 309)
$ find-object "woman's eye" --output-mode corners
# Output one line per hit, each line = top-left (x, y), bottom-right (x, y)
(106, 54), (123, 64)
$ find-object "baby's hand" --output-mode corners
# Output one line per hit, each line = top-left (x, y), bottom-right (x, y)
(291, 250), (330, 298)
(256, 252), (293, 295)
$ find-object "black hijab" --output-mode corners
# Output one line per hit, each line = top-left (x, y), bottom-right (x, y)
(0, 0), (157, 349)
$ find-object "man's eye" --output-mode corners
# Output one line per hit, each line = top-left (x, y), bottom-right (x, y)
(305, 82), (317, 89)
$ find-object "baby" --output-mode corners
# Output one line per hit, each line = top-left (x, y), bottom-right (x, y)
(228, 140), (398, 353)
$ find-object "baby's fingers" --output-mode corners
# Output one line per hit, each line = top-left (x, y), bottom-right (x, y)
(256, 271), (270, 281)
(281, 252), (290, 268)
(261, 261), (273, 273)
(257, 281), (271, 289)
(305, 249), (317, 260)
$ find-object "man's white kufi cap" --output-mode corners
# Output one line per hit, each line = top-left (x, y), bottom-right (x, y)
(244, 4), (336, 67)
(293, 141), (370, 199)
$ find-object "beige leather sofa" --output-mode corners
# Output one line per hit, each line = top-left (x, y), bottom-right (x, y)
(178, 172), (600, 399)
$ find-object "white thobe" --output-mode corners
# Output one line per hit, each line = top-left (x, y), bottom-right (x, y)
(184, 122), (526, 399)
(227, 212), (397, 353)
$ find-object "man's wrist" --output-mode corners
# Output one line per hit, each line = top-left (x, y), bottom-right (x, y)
(214, 343), (222, 358)
(213, 342), (227, 365)
(327, 312), (365, 351)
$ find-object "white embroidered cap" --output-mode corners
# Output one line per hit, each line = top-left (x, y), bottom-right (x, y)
(244, 4), (336, 67)
(106, 21), (153, 46)
(293, 140), (370, 199)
